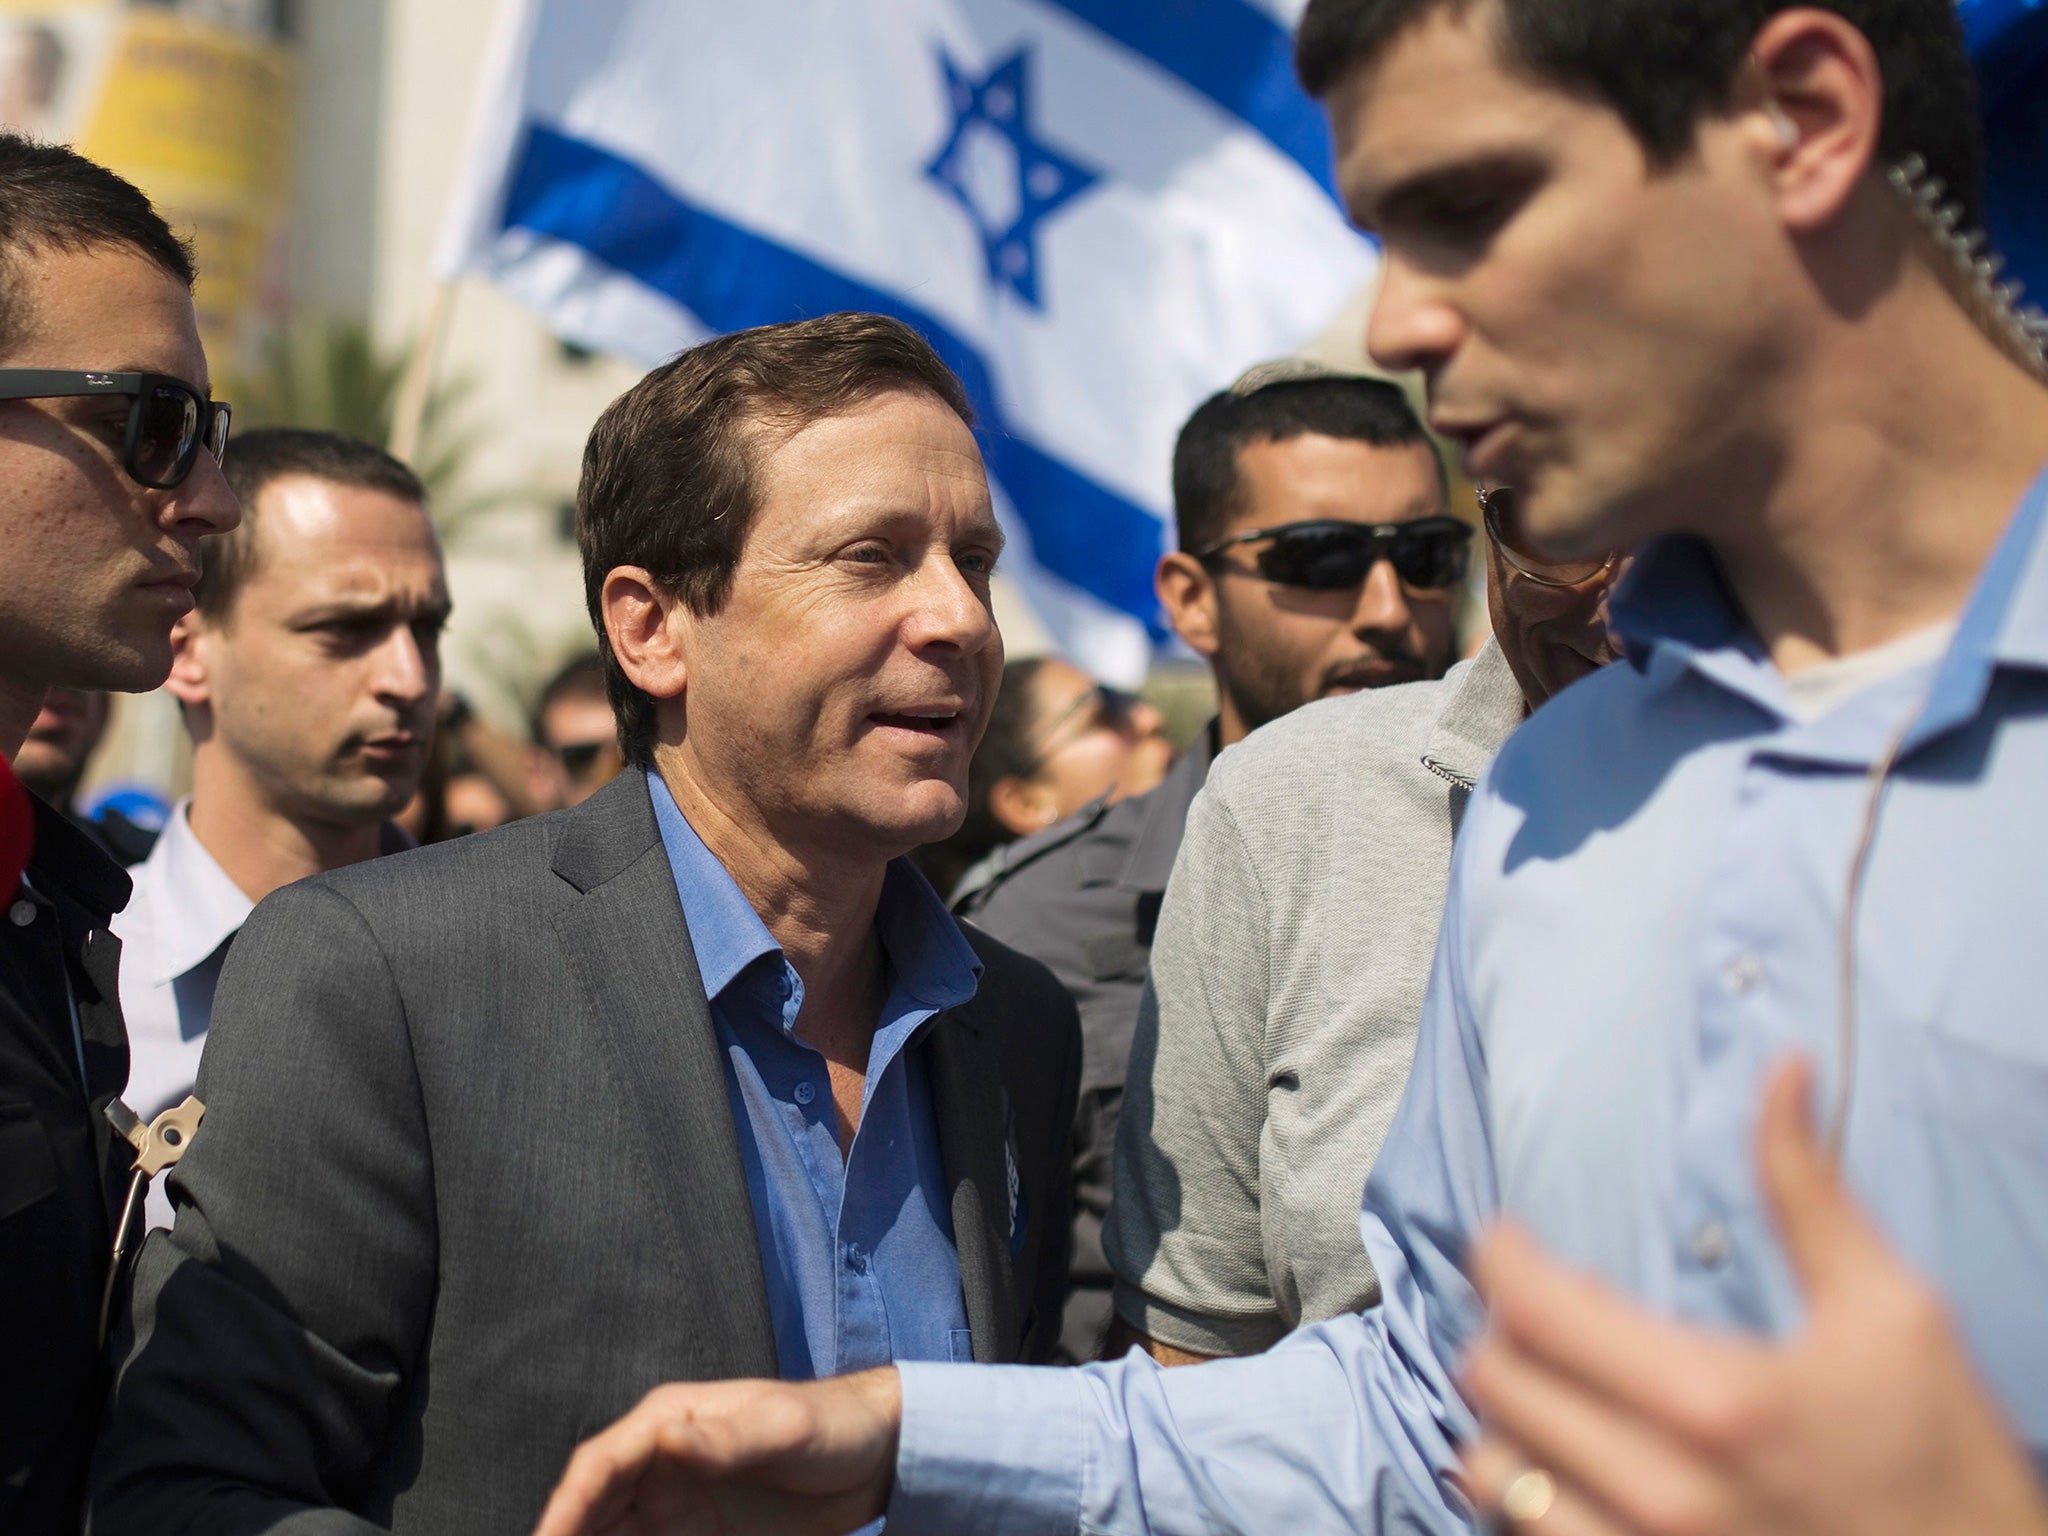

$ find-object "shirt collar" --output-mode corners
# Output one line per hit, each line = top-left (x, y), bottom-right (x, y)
(132, 802), (254, 986)
(1606, 460), (2048, 755)
(646, 772), (981, 1013)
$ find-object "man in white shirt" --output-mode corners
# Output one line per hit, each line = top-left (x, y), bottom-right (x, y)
(115, 427), (448, 1225)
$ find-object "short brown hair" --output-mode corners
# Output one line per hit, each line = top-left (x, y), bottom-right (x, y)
(576, 311), (976, 767)
(198, 427), (428, 623)
(0, 133), (196, 357)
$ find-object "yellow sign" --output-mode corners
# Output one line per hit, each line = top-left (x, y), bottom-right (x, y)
(0, 3), (295, 367)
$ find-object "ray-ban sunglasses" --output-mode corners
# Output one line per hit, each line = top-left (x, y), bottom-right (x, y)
(0, 369), (230, 489)
(1193, 514), (1474, 592)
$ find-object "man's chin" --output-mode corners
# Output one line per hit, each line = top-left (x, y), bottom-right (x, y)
(863, 782), (967, 854)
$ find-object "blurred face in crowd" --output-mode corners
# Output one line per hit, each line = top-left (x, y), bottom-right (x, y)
(14, 686), (109, 804)
(988, 660), (1172, 835)
(1333, 4), (1802, 561)
(537, 691), (623, 808)
(1160, 431), (1458, 743)
(444, 771), (514, 838)
(168, 474), (449, 827)
(1480, 485), (1627, 707)
(0, 243), (238, 743)
(655, 388), (1005, 861)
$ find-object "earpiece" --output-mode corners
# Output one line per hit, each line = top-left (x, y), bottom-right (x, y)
(1766, 101), (1799, 150)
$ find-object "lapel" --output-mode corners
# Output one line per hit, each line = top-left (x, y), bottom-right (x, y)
(548, 769), (778, 1376)
(924, 1002), (1022, 1361)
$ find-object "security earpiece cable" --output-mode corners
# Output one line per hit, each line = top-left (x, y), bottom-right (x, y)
(1830, 703), (1920, 1163)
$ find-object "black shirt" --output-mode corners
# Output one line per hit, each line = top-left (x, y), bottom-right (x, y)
(0, 798), (132, 1533)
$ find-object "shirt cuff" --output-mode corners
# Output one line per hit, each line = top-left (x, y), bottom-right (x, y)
(888, 1361), (1086, 1536)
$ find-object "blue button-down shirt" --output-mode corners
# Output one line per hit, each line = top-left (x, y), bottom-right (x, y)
(648, 776), (981, 1382)
(888, 462), (2048, 1535)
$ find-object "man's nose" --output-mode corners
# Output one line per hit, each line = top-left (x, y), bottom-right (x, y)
(1364, 257), (1464, 379)
(909, 556), (999, 652)
(163, 450), (241, 539)
(372, 626), (435, 705)
(1350, 555), (1414, 636)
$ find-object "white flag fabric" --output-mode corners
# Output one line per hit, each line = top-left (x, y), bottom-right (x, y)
(440, 0), (1376, 682)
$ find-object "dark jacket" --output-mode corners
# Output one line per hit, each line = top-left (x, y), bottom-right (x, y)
(1, 800), (132, 1534)
(951, 725), (1217, 1360)
(92, 768), (1079, 1535)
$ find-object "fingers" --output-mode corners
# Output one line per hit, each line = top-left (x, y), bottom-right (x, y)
(1461, 1434), (1631, 1536)
(1754, 1055), (1892, 1303)
(532, 1397), (676, 1536)
(530, 1375), (900, 1536)
(1463, 1314), (1734, 1536)
(1469, 1225), (1761, 1434)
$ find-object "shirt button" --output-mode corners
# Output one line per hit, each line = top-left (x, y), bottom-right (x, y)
(1691, 1220), (1732, 1268)
(844, 1241), (868, 1274)
(1722, 954), (1762, 994)
(793, 1080), (816, 1107)
(8, 899), (35, 927)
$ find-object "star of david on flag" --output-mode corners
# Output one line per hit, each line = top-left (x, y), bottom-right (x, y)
(925, 48), (1101, 309)
(440, 0), (1376, 681)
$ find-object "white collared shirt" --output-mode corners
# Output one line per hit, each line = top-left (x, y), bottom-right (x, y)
(110, 800), (253, 1228)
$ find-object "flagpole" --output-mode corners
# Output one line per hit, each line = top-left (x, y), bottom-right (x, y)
(389, 278), (459, 466)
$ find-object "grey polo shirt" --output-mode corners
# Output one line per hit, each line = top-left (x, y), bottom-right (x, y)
(951, 726), (1217, 1361)
(1105, 643), (1524, 1356)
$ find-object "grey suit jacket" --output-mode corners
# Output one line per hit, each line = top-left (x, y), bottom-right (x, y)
(90, 769), (1079, 1535)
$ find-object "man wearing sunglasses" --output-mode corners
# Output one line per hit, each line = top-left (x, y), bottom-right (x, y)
(953, 363), (1460, 1362)
(110, 429), (447, 1230)
(0, 133), (237, 1535)
(1106, 482), (1620, 1369)
(532, 652), (625, 808)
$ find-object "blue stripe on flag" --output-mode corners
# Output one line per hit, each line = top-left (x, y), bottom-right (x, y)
(1036, 0), (1336, 197)
(501, 123), (1167, 637)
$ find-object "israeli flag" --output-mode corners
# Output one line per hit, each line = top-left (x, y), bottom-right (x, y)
(440, 0), (1375, 682)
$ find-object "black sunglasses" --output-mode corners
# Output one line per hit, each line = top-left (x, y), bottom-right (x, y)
(554, 740), (609, 777)
(1195, 515), (1473, 592)
(0, 369), (230, 490)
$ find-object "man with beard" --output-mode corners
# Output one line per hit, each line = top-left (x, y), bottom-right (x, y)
(1106, 484), (1622, 1365)
(111, 428), (445, 1228)
(953, 362), (1463, 1360)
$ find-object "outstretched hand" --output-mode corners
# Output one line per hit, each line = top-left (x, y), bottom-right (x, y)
(531, 1367), (903, 1536)
(1459, 1056), (2048, 1536)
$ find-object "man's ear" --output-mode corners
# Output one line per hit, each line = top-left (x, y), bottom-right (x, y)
(988, 774), (1059, 836)
(162, 614), (210, 710)
(1743, 9), (1885, 234)
(1156, 551), (1223, 660)
(601, 566), (691, 710)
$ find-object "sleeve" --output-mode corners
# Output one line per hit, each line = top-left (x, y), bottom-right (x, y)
(891, 835), (1502, 1536)
(89, 881), (437, 1534)
(1104, 787), (1283, 1357)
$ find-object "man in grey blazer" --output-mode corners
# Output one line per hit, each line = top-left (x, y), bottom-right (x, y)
(91, 312), (1081, 1535)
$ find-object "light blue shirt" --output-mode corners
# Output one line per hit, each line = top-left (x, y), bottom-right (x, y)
(647, 775), (981, 1382)
(888, 461), (2048, 1535)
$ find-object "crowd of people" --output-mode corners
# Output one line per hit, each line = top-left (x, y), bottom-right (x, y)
(6, 0), (2048, 1533)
